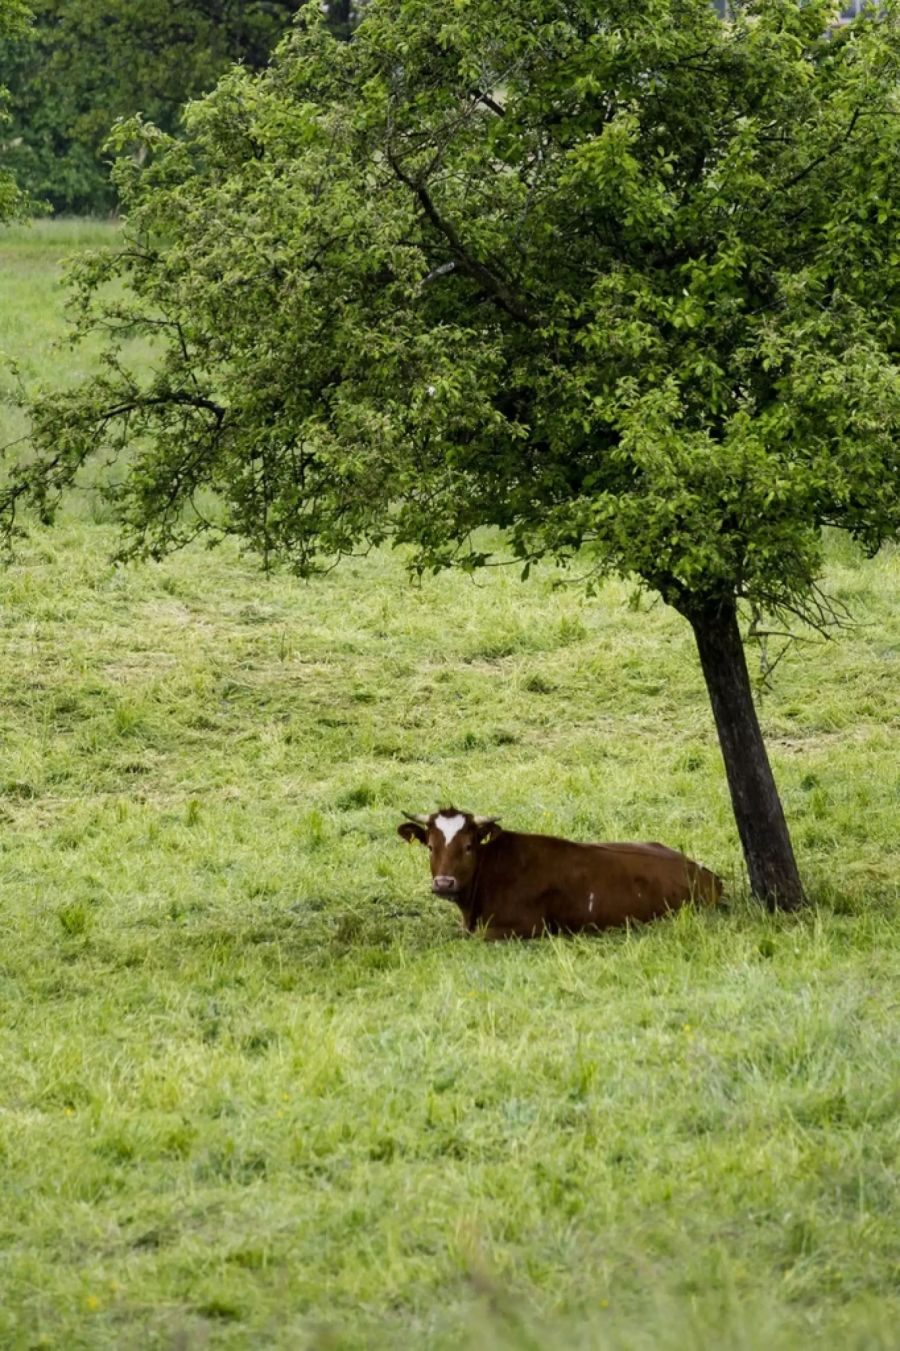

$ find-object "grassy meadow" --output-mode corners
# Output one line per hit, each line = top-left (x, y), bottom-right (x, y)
(0, 221), (898, 1349)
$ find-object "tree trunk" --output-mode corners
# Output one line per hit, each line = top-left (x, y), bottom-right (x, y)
(687, 599), (804, 910)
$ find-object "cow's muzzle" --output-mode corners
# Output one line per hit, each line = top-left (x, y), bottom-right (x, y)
(432, 875), (459, 896)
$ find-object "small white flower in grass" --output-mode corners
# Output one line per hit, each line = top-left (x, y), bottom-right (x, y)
(426, 384), (436, 396)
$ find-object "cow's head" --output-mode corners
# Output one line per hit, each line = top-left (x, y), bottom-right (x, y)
(397, 807), (502, 898)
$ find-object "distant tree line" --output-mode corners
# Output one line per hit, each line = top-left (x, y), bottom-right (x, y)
(0, 0), (30, 220)
(0, 0), (361, 214)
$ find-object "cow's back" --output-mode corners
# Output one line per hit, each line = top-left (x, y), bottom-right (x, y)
(472, 832), (721, 936)
(577, 842), (721, 927)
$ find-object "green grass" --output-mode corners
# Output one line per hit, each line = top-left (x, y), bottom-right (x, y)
(0, 218), (121, 365)
(1, 221), (898, 1349)
(0, 218), (135, 458)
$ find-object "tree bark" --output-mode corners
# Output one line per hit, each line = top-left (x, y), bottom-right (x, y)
(687, 598), (804, 910)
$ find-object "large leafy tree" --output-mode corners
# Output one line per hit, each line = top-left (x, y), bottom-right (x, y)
(4, 0), (900, 906)
(0, 0), (362, 214)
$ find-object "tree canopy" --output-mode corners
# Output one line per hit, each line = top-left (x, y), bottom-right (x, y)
(4, 0), (900, 903)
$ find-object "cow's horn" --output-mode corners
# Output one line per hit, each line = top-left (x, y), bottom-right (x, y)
(473, 815), (499, 828)
(401, 811), (430, 825)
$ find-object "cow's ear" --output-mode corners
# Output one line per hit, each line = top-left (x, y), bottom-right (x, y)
(398, 822), (428, 845)
(478, 822), (502, 845)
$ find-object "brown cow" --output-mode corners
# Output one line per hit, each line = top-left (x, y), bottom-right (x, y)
(398, 807), (722, 939)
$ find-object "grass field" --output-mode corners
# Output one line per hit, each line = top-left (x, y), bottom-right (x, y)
(1, 221), (898, 1349)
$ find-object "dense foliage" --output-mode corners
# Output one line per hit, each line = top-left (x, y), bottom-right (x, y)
(5, 0), (900, 902)
(0, 0), (361, 214)
(0, 0), (30, 220)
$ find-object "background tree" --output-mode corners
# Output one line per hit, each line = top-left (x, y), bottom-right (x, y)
(0, 0), (31, 220)
(4, 0), (900, 906)
(0, 0), (363, 214)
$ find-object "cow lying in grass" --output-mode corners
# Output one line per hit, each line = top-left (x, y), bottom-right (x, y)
(398, 807), (722, 939)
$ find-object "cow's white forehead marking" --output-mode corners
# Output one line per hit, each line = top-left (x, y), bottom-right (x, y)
(434, 813), (467, 845)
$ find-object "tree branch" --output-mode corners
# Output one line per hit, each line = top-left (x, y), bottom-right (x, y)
(778, 106), (862, 194)
(422, 260), (458, 286)
(96, 391), (227, 426)
(386, 151), (533, 325)
(470, 89), (505, 118)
